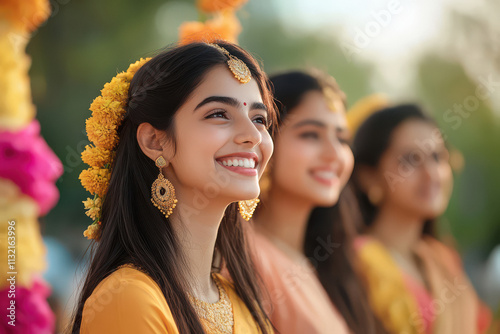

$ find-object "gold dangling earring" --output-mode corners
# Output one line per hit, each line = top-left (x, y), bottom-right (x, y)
(151, 156), (178, 219)
(238, 198), (260, 221)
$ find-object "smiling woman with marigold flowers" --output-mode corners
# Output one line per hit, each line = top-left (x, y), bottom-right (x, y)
(69, 41), (277, 333)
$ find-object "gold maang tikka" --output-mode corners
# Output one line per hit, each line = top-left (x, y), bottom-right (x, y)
(206, 43), (252, 84)
(151, 156), (178, 219)
(238, 198), (260, 221)
(323, 86), (343, 112)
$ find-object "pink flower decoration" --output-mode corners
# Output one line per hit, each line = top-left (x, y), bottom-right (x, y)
(0, 276), (55, 334)
(0, 120), (63, 215)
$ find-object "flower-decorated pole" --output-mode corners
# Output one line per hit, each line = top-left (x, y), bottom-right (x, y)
(0, 0), (62, 332)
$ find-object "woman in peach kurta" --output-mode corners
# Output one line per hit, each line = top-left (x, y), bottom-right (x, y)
(248, 71), (385, 334)
(247, 226), (349, 333)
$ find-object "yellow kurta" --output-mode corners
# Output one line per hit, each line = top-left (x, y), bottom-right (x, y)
(80, 265), (272, 333)
(354, 236), (492, 334)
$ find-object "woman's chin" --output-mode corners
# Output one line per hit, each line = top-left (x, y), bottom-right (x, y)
(232, 189), (261, 202)
(311, 193), (341, 208)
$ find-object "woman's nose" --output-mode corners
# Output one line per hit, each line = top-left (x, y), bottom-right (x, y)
(234, 117), (262, 148)
(322, 137), (342, 162)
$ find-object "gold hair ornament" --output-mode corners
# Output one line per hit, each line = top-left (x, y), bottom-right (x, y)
(346, 93), (390, 135)
(323, 86), (344, 112)
(206, 43), (251, 84)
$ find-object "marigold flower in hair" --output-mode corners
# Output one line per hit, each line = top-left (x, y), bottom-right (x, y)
(79, 57), (151, 240)
(81, 145), (114, 169)
(82, 197), (101, 221)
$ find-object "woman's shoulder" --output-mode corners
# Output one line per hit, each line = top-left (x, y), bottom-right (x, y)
(87, 264), (164, 303)
(419, 236), (464, 275)
(246, 224), (299, 272)
(353, 235), (392, 266)
(81, 264), (178, 333)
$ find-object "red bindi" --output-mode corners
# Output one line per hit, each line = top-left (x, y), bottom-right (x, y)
(243, 102), (247, 106)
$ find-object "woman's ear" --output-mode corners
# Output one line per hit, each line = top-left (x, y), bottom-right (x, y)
(137, 123), (172, 161)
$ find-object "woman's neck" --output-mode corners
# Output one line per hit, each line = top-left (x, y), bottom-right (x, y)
(254, 186), (314, 256)
(369, 204), (425, 258)
(169, 190), (228, 303)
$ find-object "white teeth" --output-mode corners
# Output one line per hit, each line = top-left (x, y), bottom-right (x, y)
(219, 157), (257, 168)
(314, 171), (335, 179)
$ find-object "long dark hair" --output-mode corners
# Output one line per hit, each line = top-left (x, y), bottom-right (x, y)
(351, 104), (437, 236)
(270, 71), (387, 334)
(70, 42), (276, 334)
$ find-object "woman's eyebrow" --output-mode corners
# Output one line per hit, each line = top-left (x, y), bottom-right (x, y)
(195, 96), (239, 111)
(250, 102), (268, 112)
(336, 126), (350, 135)
(292, 119), (327, 129)
(292, 119), (349, 134)
(194, 96), (267, 112)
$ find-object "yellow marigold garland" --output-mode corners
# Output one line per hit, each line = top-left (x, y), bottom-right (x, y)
(83, 197), (101, 220)
(79, 167), (111, 198)
(81, 145), (115, 169)
(79, 57), (151, 240)
(0, 178), (45, 288)
(0, 24), (35, 130)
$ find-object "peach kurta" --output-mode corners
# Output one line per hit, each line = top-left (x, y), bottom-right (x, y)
(247, 226), (350, 334)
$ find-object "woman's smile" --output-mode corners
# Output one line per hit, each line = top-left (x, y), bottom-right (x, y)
(309, 167), (340, 187)
(216, 152), (259, 176)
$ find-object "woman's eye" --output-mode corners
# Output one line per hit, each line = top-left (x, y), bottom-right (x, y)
(438, 150), (450, 162)
(337, 136), (350, 145)
(253, 115), (268, 127)
(205, 110), (228, 119)
(400, 153), (417, 166)
(300, 132), (319, 139)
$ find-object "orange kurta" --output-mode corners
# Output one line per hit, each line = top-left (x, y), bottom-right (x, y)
(81, 264), (272, 333)
(247, 226), (350, 334)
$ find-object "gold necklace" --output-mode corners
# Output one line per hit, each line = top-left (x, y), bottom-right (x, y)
(187, 273), (234, 334)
